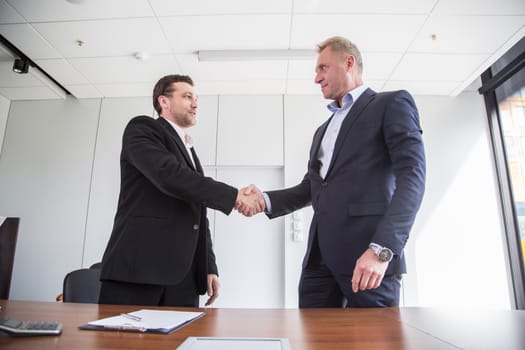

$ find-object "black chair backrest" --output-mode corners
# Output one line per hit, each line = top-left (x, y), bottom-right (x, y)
(62, 268), (101, 303)
(0, 217), (20, 299)
(89, 262), (102, 269)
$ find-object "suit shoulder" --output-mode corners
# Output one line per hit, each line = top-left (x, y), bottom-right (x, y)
(125, 115), (161, 130)
(127, 115), (156, 125)
(376, 89), (413, 100)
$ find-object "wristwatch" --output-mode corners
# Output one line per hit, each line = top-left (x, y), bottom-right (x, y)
(369, 243), (394, 262)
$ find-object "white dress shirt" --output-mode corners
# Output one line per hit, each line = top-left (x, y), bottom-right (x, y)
(162, 117), (196, 169)
(318, 84), (368, 178)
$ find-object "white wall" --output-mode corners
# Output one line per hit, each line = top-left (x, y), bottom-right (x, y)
(0, 91), (512, 309)
(83, 97), (154, 267)
(0, 97), (101, 301)
(0, 95), (9, 154)
(405, 92), (511, 308)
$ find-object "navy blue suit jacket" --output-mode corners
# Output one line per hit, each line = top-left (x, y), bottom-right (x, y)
(267, 88), (426, 277)
(101, 116), (237, 293)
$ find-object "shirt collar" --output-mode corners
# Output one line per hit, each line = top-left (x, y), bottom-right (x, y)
(327, 84), (368, 113)
(162, 117), (190, 146)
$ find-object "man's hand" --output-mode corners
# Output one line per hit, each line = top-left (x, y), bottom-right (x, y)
(205, 274), (220, 306)
(235, 184), (266, 216)
(351, 248), (389, 293)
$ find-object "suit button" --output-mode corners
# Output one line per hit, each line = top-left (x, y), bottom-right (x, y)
(193, 224), (199, 230)
(322, 182), (328, 187)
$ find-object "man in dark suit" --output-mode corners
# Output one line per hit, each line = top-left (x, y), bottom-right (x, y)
(99, 74), (261, 307)
(241, 36), (425, 307)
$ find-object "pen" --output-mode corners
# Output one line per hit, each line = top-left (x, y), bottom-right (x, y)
(120, 313), (142, 322)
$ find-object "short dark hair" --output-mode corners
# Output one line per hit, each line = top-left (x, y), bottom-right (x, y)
(153, 74), (194, 115)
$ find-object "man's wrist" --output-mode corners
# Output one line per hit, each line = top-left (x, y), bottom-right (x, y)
(262, 192), (272, 214)
(369, 243), (393, 262)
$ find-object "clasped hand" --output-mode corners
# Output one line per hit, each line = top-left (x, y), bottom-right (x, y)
(235, 184), (265, 217)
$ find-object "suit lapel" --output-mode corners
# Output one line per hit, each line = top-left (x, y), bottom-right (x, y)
(157, 117), (196, 171)
(310, 118), (331, 178)
(325, 88), (376, 178)
(190, 147), (204, 175)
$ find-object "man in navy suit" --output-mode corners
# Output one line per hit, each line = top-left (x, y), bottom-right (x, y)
(99, 75), (262, 307)
(241, 36), (425, 307)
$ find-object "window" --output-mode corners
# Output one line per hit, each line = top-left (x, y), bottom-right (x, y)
(481, 36), (525, 309)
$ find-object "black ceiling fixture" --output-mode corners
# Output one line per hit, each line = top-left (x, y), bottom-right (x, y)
(12, 58), (29, 74)
(1, 34), (71, 95)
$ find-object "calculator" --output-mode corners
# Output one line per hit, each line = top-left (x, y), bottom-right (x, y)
(0, 317), (63, 336)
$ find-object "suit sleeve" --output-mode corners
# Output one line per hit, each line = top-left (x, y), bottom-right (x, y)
(123, 116), (238, 215)
(373, 91), (426, 254)
(205, 215), (218, 275)
(265, 173), (312, 219)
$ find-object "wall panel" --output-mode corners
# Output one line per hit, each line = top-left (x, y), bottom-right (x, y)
(0, 97), (100, 301)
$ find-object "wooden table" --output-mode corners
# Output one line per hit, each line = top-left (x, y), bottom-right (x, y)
(1, 300), (524, 349)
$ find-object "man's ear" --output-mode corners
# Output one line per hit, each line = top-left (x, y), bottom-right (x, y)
(345, 55), (355, 71)
(158, 95), (168, 110)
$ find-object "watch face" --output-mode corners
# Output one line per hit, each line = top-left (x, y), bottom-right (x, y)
(379, 248), (393, 262)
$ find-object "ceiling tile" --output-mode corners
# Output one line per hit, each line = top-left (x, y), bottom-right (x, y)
(0, 23), (63, 59)
(410, 15), (525, 54)
(35, 58), (89, 85)
(195, 80), (286, 95)
(5, 0), (155, 22)
(433, 0), (525, 15)
(383, 80), (460, 96)
(291, 14), (427, 52)
(32, 18), (171, 58)
(361, 52), (403, 80)
(293, 0), (436, 14)
(94, 82), (154, 98)
(150, 0), (292, 16)
(0, 44), (11, 58)
(0, 0), (523, 100)
(65, 84), (103, 99)
(0, 61), (43, 87)
(0, 86), (64, 100)
(0, 0), (24, 24)
(159, 15), (291, 53)
(176, 54), (288, 81)
(390, 53), (488, 82)
(68, 55), (182, 84)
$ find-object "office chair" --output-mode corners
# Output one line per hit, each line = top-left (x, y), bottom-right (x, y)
(60, 266), (102, 303)
(89, 262), (102, 269)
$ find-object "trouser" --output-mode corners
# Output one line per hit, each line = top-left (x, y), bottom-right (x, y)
(299, 235), (401, 308)
(99, 270), (199, 307)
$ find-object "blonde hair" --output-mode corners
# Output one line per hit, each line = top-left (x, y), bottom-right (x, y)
(317, 36), (363, 73)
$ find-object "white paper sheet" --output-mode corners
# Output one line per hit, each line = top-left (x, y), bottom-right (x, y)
(87, 309), (204, 333)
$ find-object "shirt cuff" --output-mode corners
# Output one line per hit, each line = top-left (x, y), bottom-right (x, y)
(262, 192), (272, 214)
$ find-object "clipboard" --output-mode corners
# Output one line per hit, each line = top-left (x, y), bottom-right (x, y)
(79, 309), (205, 334)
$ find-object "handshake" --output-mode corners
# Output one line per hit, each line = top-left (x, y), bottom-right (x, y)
(235, 184), (265, 217)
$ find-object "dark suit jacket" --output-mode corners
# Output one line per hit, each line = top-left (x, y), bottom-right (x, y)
(267, 89), (426, 277)
(100, 116), (237, 294)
